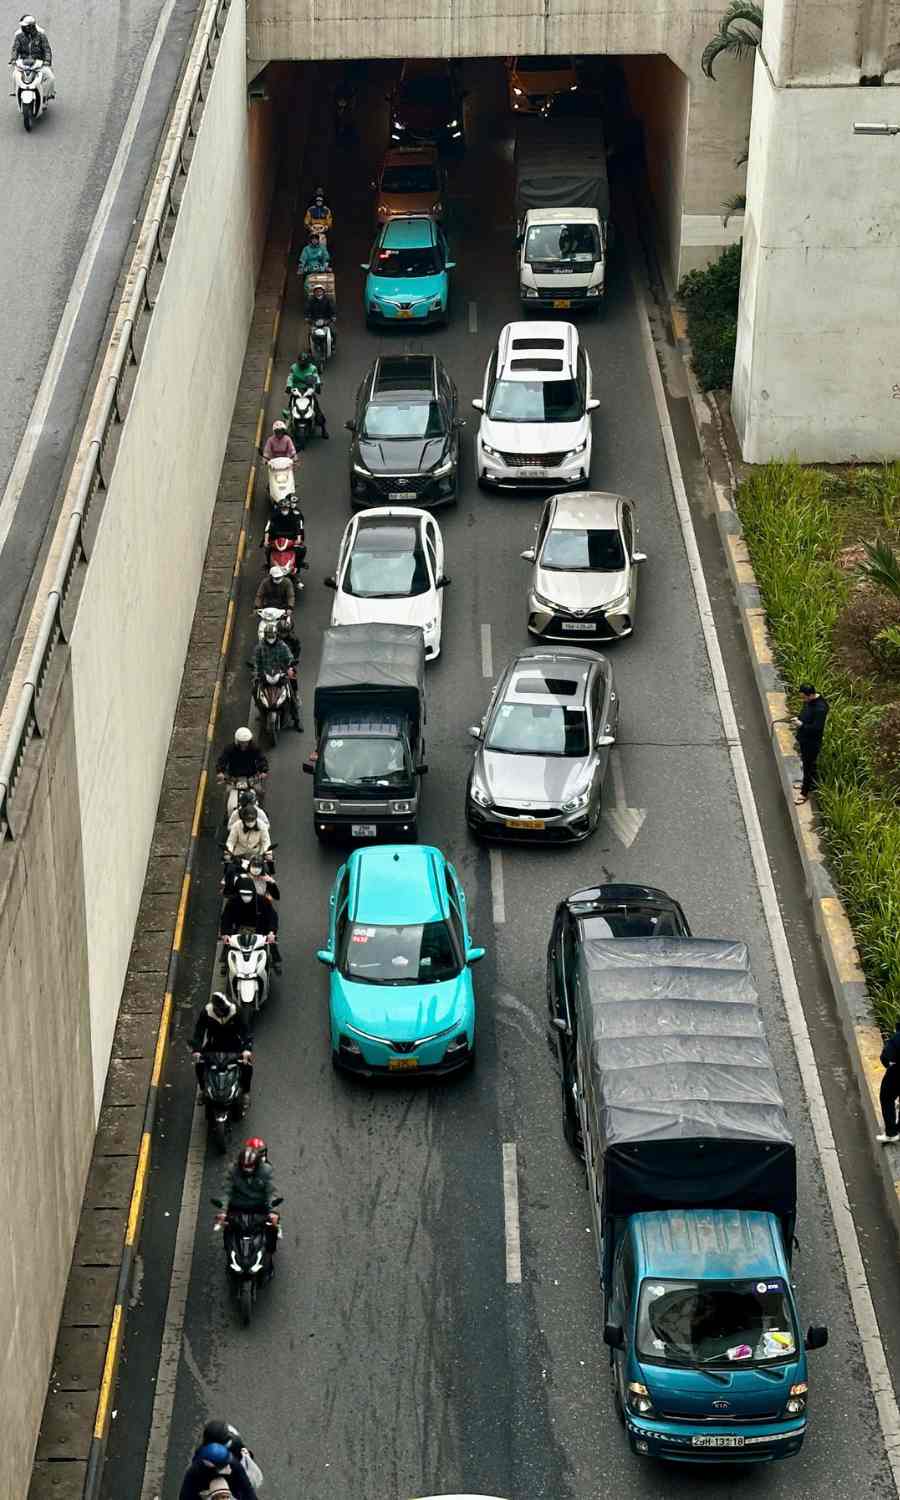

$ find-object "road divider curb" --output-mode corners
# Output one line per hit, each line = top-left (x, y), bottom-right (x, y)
(667, 304), (900, 1252)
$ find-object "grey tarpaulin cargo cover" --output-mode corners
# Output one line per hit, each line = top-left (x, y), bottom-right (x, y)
(514, 116), (610, 220)
(575, 937), (796, 1234)
(313, 623), (426, 731)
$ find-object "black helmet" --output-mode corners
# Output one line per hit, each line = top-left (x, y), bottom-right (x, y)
(235, 877), (255, 901)
(202, 1420), (241, 1451)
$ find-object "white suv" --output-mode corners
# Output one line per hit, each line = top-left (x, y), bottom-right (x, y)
(473, 321), (597, 491)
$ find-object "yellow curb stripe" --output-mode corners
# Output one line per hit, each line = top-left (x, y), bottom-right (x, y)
(191, 767), (208, 838)
(125, 1133), (152, 1247)
(671, 305), (687, 341)
(245, 465), (256, 512)
(207, 681), (221, 741)
(220, 599), (235, 657)
(856, 1023), (886, 1116)
(172, 872), (191, 953)
(821, 896), (864, 984)
(263, 354), (274, 394)
(254, 407), (265, 450)
(150, 993), (174, 1089)
(747, 609), (772, 666)
(93, 1303), (123, 1439)
(235, 528), (247, 569)
(272, 306), (282, 344)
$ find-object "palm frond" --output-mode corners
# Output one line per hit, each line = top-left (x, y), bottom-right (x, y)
(861, 539), (900, 601)
(702, 1), (763, 78)
(722, 193), (746, 227)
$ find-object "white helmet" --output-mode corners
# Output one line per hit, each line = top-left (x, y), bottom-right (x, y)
(20, 16), (37, 29)
(269, 564), (286, 582)
(234, 726), (253, 746)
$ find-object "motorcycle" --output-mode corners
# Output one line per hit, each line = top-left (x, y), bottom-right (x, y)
(308, 318), (335, 369)
(264, 455), (296, 508)
(256, 604), (297, 647)
(252, 666), (300, 746)
(211, 1196), (283, 1326)
(197, 1051), (246, 1154)
(224, 928), (271, 1026)
(285, 385), (317, 450)
(14, 57), (49, 131)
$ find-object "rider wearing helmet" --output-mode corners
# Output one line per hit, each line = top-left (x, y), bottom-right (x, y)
(303, 185), (333, 234)
(200, 1423), (262, 1490)
(189, 991), (253, 1111)
(261, 417), (297, 463)
(298, 229), (331, 277)
(226, 788), (270, 835)
(9, 15), (54, 97)
(178, 1439), (258, 1500)
(286, 346), (329, 438)
(253, 561), (296, 614)
(222, 1137), (280, 1261)
(216, 727), (269, 783)
(225, 801), (273, 862)
(252, 622), (301, 729)
(219, 875), (280, 972)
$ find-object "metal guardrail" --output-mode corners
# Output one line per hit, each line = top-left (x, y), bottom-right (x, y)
(0, 0), (233, 841)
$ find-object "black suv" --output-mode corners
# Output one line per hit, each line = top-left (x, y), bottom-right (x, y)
(546, 884), (690, 1148)
(346, 354), (462, 508)
(389, 60), (466, 151)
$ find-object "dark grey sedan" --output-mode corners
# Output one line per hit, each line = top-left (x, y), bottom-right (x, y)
(465, 647), (618, 842)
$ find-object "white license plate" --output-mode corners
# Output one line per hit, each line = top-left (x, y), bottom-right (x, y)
(351, 823), (377, 837)
(561, 621), (595, 632)
(519, 467), (549, 480)
(691, 1435), (745, 1449)
(389, 491), (416, 500)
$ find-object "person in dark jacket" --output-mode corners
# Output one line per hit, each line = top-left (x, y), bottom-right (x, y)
(189, 991), (253, 1107)
(178, 1440), (257, 1500)
(221, 1138), (280, 1260)
(876, 1020), (900, 1142)
(793, 684), (829, 803)
(216, 728), (269, 783)
(220, 876), (281, 974)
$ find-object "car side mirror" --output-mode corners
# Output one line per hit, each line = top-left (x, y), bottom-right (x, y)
(466, 946), (486, 963)
(550, 1015), (570, 1035)
(587, 398), (600, 412)
(417, 763), (429, 775)
(596, 734), (615, 747)
(344, 419), (355, 431)
(603, 1323), (625, 1350)
(520, 548), (535, 561)
(324, 576), (337, 589)
(455, 417), (466, 428)
(445, 260), (457, 270)
(437, 575), (451, 588)
(471, 398), (484, 411)
(302, 756), (316, 774)
(468, 725), (482, 739)
(359, 262), (370, 272)
(633, 551), (647, 563)
(316, 948), (335, 967)
(271, 1196), (284, 1207)
(805, 1325), (828, 1351)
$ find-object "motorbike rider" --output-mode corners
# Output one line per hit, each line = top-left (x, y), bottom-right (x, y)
(304, 282), (337, 361)
(226, 789), (270, 834)
(304, 186), (333, 234)
(178, 1441), (257, 1500)
(200, 1423), (262, 1491)
(9, 14), (54, 97)
(261, 417), (297, 463)
(253, 621), (301, 729)
(287, 347), (329, 438)
(219, 1137), (280, 1267)
(220, 875), (280, 973)
(226, 802), (273, 863)
(254, 565), (300, 660)
(189, 991), (253, 1113)
(216, 727), (269, 790)
(298, 231), (331, 277)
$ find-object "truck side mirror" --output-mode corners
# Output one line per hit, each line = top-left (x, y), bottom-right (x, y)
(468, 725), (482, 739)
(316, 949), (335, 967)
(437, 576), (451, 588)
(633, 551), (647, 563)
(324, 576), (337, 589)
(302, 756), (316, 774)
(587, 398), (600, 412)
(805, 1325), (828, 1351)
(603, 1323), (624, 1350)
(596, 734), (615, 747)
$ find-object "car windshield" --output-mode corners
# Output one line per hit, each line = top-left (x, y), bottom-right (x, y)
(345, 525), (430, 598)
(320, 736), (409, 786)
(340, 919), (460, 984)
(487, 378), (581, 423)
(524, 223), (600, 265)
(363, 400), (445, 439)
(382, 165), (439, 193)
(374, 246), (441, 278)
(486, 701), (589, 757)
(400, 77), (453, 108)
(579, 908), (683, 939)
(542, 526), (625, 571)
(636, 1278), (799, 1368)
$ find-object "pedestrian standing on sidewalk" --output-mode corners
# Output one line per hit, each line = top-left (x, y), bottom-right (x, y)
(793, 684), (829, 804)
(876, 1018), (900, 1143)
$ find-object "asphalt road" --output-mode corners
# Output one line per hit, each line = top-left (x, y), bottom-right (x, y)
(0, 0), (201, 687)
(102, 61), (898, 1500)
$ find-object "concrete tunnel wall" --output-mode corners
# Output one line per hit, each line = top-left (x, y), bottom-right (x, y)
(0, 1), (283, 1488)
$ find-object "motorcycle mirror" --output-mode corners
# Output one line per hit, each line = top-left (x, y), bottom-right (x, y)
(210, 1198), (224, 1208)
(417, 763), (429, 775)
(302, 756), (316, 774)
(344, 419), (355, 431)
(271, 1196), (284, 1207)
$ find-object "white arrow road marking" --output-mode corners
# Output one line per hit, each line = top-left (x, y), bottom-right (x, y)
(603, 747), (646, 848)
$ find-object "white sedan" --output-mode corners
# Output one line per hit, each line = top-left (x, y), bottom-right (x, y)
(325, 507), (449, 660)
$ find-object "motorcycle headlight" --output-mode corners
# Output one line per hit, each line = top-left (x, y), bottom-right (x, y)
(391, 799), (413, 815)
(513, 86), (523, 96)
(377, 203), (389, 217)
(562, 788), (591, 813)
(393, 120), (406, 130)
(315, 799), (337, 814)
(432, 458), (453, 477)
(469, 783), (491, 808)
(481, 443), (502, 461)
(785, 1382), (808, 1416)
(626, 1382), (655, 1417)
(447, 118), (458, 128)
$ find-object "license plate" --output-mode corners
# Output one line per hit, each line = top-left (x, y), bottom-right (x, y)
(552, 298), (571, 308)
(519, 468), (548, 480)
(351, 823), (377, 837)
(505, 816), (545, 830)
(561, 621), (595, 632)
(397, 309), (413, 319)
(691, 1436), (745, 1449)
(388, 1057), (419, 1071)
(389, 491), (416, 500)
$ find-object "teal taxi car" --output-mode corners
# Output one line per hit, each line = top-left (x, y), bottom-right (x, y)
(317, 844), (484, 1076)
(362, 215), (455, 329)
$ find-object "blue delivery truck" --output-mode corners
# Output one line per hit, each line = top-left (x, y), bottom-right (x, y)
(550, 918), (829, 1464)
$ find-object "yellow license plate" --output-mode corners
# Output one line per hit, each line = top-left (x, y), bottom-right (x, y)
(397, 309), (413, 319)
(552, 298), (571, 308)
(506, 817), (545, 830)
(388, 1057), (419, 1070)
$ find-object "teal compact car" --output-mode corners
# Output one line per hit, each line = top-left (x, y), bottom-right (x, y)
(362, 216), (455, 329)
(317, 844), (484, 1076)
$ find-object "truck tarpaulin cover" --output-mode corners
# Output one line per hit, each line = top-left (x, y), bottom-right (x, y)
(514, 117), (610, 219)
(314, 623), (425, 727)
(576, 938), (796, 1221)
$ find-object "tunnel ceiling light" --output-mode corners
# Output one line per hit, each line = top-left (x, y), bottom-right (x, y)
(853, 121), (900, 135)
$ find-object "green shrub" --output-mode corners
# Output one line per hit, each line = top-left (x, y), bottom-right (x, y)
(678, 242), (742, 391)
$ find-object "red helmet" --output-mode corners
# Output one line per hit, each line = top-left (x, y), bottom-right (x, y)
(239, 1137), (267, 1174)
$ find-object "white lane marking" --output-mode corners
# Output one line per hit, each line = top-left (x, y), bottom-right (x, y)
(480, 622), (493, 678)
(0, 0), (180, 556)
(604, 745), (646, 849)
(139, 1100), (208, 1500)
(468, 300), (478, 334)
(489, 847), (505, 925)
(631, 260), (900, 1493)
(502, 1142), (522, 1284)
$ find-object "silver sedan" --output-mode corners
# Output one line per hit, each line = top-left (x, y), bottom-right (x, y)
(521, 491), (645, 642)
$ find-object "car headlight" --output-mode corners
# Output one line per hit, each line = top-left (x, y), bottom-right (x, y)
(604, 593), (629, 614)
(469, 783), (491, 808)
(586, 286), (600, 297)
(520, 286), (540, 299)
(432, 458), (453, 477)
(338, 1034), (362, 1056)
(432, 201), (443, 214)
(562, 788), (591, 812)
(447, 118), (458, 128)
(315, 799), (337, 814)
(394, 120), (406, 130)
(390, 799), (414, 815)
(445, 1033), (469, 1053)
(352, 462), (370, 476)
(481, 442), (502, 461)
(513, 86), (523, 96)
(532, 590), (559, 611)
(431, 296), (444, 310)
(566, 439), (588, 458)
(377, 203), (389, 217)
(785, 1382), (808, 1416)
(626, 1382), (655, 1417)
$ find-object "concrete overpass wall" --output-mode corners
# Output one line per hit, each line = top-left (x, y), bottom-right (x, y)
(248, 0), (753, 278)
(0, 1), (281, 1486)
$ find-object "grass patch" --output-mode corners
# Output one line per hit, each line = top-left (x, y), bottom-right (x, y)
(736, 461), (900, 1027)
(678, 242), (741, 391)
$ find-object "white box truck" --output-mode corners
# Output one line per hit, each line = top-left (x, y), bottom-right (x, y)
(515, 116), (610, 311)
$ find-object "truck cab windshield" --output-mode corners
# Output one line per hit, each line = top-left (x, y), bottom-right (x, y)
(525, 223), (600, 266)
(321, 735), (409, 786)
(636, 1278), (798, 1368)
